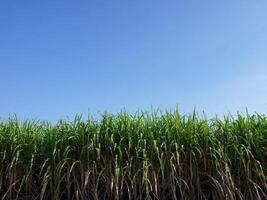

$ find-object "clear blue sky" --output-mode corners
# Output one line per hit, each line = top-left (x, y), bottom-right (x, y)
(1, 1), (267, 121)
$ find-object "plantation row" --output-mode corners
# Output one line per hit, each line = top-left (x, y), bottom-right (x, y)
(0, 110), (266, 199)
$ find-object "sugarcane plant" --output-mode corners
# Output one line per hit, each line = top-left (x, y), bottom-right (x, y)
(0, 109), (266, 199)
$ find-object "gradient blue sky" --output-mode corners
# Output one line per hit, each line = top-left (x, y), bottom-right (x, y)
(1, 1), (267, 121)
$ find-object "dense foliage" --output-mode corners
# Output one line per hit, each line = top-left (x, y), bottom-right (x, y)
(0, 110), (266, 199)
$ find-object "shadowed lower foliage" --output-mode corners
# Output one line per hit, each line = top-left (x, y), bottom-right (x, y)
(0, 110), (266, 199)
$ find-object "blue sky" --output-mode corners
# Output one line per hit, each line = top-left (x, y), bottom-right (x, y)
(1, 1), (267, 121)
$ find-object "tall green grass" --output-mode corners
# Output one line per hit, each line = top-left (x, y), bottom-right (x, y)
(0, 110), (266, 199)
